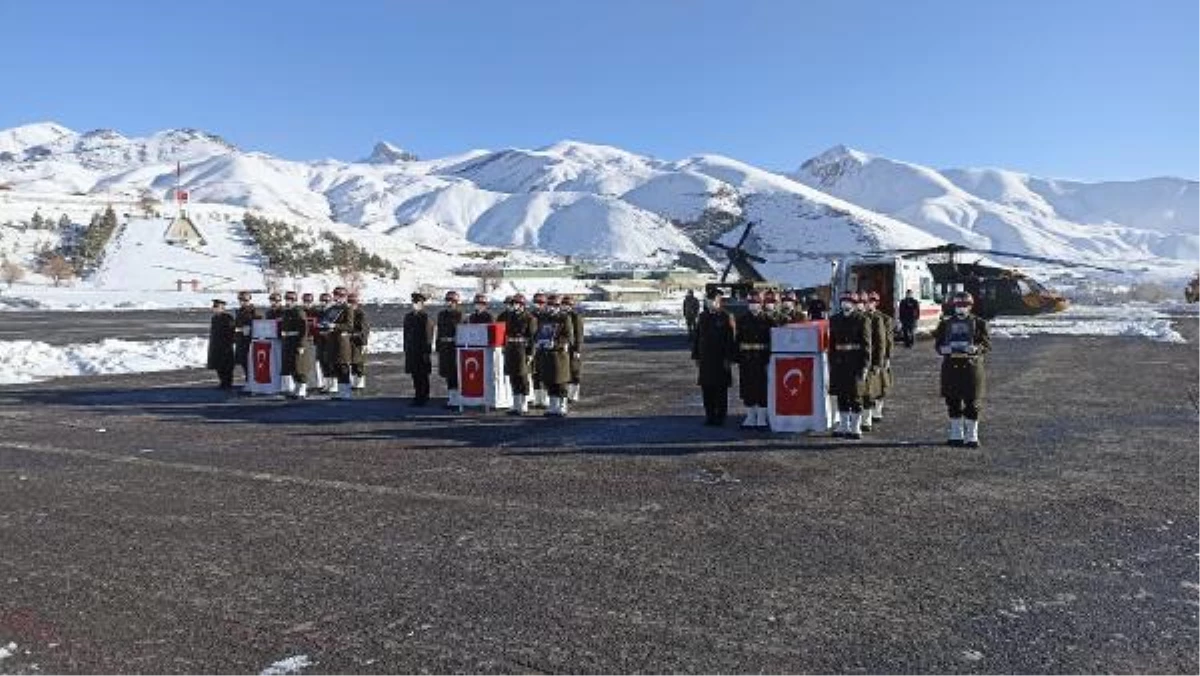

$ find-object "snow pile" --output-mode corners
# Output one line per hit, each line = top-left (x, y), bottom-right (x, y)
(260, 655), (312, 676)
(0, 337), (209, 383)
(991, 304), (1188, 343)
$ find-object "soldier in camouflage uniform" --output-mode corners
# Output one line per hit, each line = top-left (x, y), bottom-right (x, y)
(933, 291), (990, 448)
(467, 293), (494, 324)
(779, 291), (808, 323)
(533, 294), (576, 417)
(503, 294), (538, 415)
(347, 292), (370, 391)
(436, 290), (465, 407)
(233, 290), (263, 389)
(858, 291), (887, 432)
(562, 295), (584, 402)
(828, 291), (872, 439)
(264, 292), (284, 320)
(528, 292), (549, 408)
(865, 291), (894, 426)
(735, 292), (773, 428)
(319, 287), (354, 399)
(279, 291), (314, 399)
(312, 292), (333, 388)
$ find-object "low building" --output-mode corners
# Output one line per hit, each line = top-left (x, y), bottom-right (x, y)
(596, 284), (662, 302)
(163, 213), (206, 248)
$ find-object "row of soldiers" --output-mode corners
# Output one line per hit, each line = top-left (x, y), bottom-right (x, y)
(400, 291), (585, 415)
(692, 288), (892, 430)
(693, 286), (989, 446)
(684, 289), (825, 341)
(207, 287), (369, 399)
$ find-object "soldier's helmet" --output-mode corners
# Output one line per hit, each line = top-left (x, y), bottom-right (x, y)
(319, 292), (332, 302)
(840, 291), (860, 303)
(333, 286), (348, 298)
(532, 292), (546, 305)
(284, 291), (297, 302)
(503, 295), (513, 304)
(474, 293), (488, 304)
(301, 292), (314, 302)
(952, 291), (974, 306)
(561, 295), (574, 307)
(546, 293), (560, 305)
(783, 292), (797, 303)
(211, 299), (226, 308)
(347, 292), (360, 304)
(748, 292), (763, 303)
(445, 290), (460, 303)
(269, 292), (282, 303)
(512, 293), (527, 305)
(763, 291), (778, 304)
(867, 291), (881, 302)
(237, 290), (252, 302)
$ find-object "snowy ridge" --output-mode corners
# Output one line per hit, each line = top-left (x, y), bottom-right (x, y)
(793, 146), (1199, 274)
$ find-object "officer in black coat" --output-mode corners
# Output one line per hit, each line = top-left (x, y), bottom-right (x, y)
(683, 290), (701, 341)
(691, 288), (736, 426)
(898, 288), (921, 348)
(206, 299), (236, 390)
(403, 292), (436, 406)
(806, 294), (828, 321)
(467, 293), (495, 324)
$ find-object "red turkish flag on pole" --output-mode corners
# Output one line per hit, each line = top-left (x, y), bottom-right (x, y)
(774, 356), (814, 416)
(459, 348), (485, 398)
(253, 341), (273, 384)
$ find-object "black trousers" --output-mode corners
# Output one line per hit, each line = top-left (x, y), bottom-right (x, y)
(509, 374), (529, 395)
(215, 366), (233, 388)
(836, 395), (863, 413)
(547, 382), (567, 397)
(945, 398), (980, 420)
(335, 363), (352, 384)
(900, 320), (916, 347)
(701, 385), (728, 423)
(411, 372), (430, 402)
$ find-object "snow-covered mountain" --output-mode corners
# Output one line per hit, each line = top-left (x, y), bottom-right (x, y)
(1, 121), (1195, 293)
(793, 145), (1199, 268)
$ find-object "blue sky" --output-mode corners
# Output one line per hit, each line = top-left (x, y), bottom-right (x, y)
(0, 0), (1196, 180)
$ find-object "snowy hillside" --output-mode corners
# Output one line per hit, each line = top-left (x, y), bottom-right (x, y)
(793, 146), (1199, 277)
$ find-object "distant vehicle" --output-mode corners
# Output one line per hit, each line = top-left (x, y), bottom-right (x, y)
(832, 254), (943, 333)
(874, 243), (1122, 319)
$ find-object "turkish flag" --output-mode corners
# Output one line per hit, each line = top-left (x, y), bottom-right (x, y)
(253, 341), (273, 384)
(176, 189), (189, 203)
(459, 348), (485, 398)
(774, 356), (814, 416)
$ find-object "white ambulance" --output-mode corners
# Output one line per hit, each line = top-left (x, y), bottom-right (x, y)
(832, 256), (943, 334)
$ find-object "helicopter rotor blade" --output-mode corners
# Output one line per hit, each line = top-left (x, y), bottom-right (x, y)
(978, 249), (1125, 273)
(734, 220), (756, 249)
(746, 253), (768, 265)
(720, 259), (734, 283)
(707, 240), (733, 251)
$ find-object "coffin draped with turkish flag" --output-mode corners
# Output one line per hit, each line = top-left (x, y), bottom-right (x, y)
(767, 320), (833, 432)
(245, 319), (283, 395)
(455, 323), (512, 410)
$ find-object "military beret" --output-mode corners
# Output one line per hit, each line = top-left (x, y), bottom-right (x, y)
(211, 299), (227, 308)
(411, 292), (426, 303)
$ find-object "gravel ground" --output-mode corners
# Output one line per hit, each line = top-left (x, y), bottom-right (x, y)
(0, 314), (1196, 674)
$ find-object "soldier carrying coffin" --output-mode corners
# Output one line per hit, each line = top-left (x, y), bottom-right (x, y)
(828, 291), (872, 439)
(279, 291), (314, 399)
(503, 293), (538, 415)
(233, 290), (263, 389)
(562, 295), (584, 403)
(436, 290), (465, 407)
(533, 294), (576, 417)
(735, 291), (773, 428)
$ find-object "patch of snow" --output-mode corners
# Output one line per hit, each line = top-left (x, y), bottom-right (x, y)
(0, 642), (17, 661)
(260, 655), (312, 676)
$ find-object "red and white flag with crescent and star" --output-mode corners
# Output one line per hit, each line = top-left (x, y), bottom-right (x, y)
(773, 356), (814, 416)
(253, 341), (273, 384)
(459, 348), (485, 398)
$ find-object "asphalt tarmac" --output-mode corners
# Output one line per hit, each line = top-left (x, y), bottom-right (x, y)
(0, 313), (1196, 674)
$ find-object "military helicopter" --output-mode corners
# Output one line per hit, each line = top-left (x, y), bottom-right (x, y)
(871, 243), (1123, 319)
(703, 220), (783, 314)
